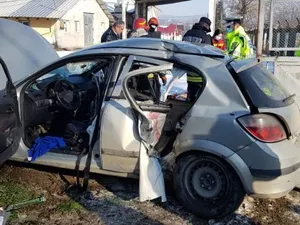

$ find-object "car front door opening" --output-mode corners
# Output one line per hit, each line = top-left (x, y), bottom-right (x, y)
(21, 59), (112, 157)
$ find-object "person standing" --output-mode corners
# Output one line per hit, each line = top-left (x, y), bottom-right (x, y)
(147, 17), (162, 39)
(224, 16), (255, 59)
(212, 29), (226, 51)
(129, 18), (149, 38)
(183, 17), (213, 102)
(182, 17), (213, 45)
(101, 20), (124, 43)
(129, 18), (167, 93)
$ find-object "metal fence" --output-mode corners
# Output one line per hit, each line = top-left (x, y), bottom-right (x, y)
(256, 1), (300, 108)
(247, 0), (300, 56)
(269, 0), (300, 52)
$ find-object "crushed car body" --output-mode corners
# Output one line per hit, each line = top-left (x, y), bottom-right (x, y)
(1, 18), (300, 219)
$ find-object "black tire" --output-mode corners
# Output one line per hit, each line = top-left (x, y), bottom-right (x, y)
(173, 153), (245, 219)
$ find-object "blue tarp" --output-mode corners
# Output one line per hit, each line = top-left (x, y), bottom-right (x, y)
(28, 136), (66, 161)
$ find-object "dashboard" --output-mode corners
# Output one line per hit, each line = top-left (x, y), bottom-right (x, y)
(23, 74), (98, 127)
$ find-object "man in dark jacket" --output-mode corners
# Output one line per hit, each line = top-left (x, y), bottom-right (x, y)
(183, 17), (213, 102)
(101, 20), (124, 43)
(183, 17), (213, 45)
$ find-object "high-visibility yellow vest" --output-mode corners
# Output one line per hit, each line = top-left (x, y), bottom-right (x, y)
(148, 73), (155, 79)
(187, 76), (203, 83)
(226, 26), (254, 59)
(187, 71), (203, 83)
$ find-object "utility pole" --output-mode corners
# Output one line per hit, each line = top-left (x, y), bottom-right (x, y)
(257, 0), (265, 58)
(122, 0), (127, 39)
(208, 0), (217, 34)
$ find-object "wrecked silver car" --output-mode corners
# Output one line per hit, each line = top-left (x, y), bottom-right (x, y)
(1, 19), (300, 219)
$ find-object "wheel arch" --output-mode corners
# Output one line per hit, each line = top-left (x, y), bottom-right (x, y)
(174, 139), (236, 159)
(173, 141), (255, 195)
(172, 147), (246, 219)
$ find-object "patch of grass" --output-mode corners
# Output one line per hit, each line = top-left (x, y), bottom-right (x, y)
(57, 201), (84, 213)
(9, 211), (19, 221)
(0, 182), (35, 207)
(0, 182), (36, 222)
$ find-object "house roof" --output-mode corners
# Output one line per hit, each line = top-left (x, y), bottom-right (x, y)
(0, 0), (80, 18)
(157, 24), (183, 35)
(96, 0), (115, 23)
(0, 0), (114, 22)
(135, 0), (190, 6)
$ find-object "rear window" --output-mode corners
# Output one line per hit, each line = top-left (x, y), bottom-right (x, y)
(237, 64), (293, 108)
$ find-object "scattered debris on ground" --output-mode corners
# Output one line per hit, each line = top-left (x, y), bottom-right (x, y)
(0, 164), (300, 225)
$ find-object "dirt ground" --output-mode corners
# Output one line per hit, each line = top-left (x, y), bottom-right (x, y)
(1, 163), (300, 225)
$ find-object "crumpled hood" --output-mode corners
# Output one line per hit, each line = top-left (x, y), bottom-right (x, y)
(0, 19), (59, 85)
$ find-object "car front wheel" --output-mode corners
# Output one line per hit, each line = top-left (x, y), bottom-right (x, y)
(173, 153), (245, 219)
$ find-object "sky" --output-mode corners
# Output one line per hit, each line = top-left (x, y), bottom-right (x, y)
(105, 0), (209, 17)
(158, 0), (209, 16)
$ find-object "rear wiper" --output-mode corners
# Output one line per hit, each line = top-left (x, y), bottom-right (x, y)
(283, 94), (296, 103)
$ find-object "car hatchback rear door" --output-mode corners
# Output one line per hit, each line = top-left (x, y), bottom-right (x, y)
(0, 57), (21, 164)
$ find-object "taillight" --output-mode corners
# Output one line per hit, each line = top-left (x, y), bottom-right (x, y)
(238, 114), (287, 143)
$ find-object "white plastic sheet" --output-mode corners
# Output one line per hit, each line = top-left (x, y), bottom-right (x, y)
(138, 112), (167, 203)
(139, 141), (166, 202)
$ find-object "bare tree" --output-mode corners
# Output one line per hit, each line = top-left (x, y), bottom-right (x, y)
(272, 0), (300, 28)
(215, 0), (226, 31)
(223, 0), (259, 30)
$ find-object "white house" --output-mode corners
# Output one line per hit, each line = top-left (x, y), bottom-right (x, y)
(0, 0), (114, 49)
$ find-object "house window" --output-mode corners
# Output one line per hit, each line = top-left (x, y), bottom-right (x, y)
(75, 21), (79, 32)
(19, 20), (29, 26)
(64, 20), (70, 32)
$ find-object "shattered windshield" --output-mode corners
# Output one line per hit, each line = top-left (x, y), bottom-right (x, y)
(36, 61), (99, 82)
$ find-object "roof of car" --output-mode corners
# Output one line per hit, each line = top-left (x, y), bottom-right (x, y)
(80, 38), (226, 59)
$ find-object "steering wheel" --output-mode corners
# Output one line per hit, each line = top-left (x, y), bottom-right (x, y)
(54, 80), (81, 111)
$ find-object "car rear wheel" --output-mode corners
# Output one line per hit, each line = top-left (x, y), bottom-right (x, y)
(173, 153), (245, 219)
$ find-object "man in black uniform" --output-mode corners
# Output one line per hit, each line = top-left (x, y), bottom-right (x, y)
(182, 17), (213, 102)
(183, 17), (213, 45)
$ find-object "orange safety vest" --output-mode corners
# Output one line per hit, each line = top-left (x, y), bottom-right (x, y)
(212, 39), (226, 51)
